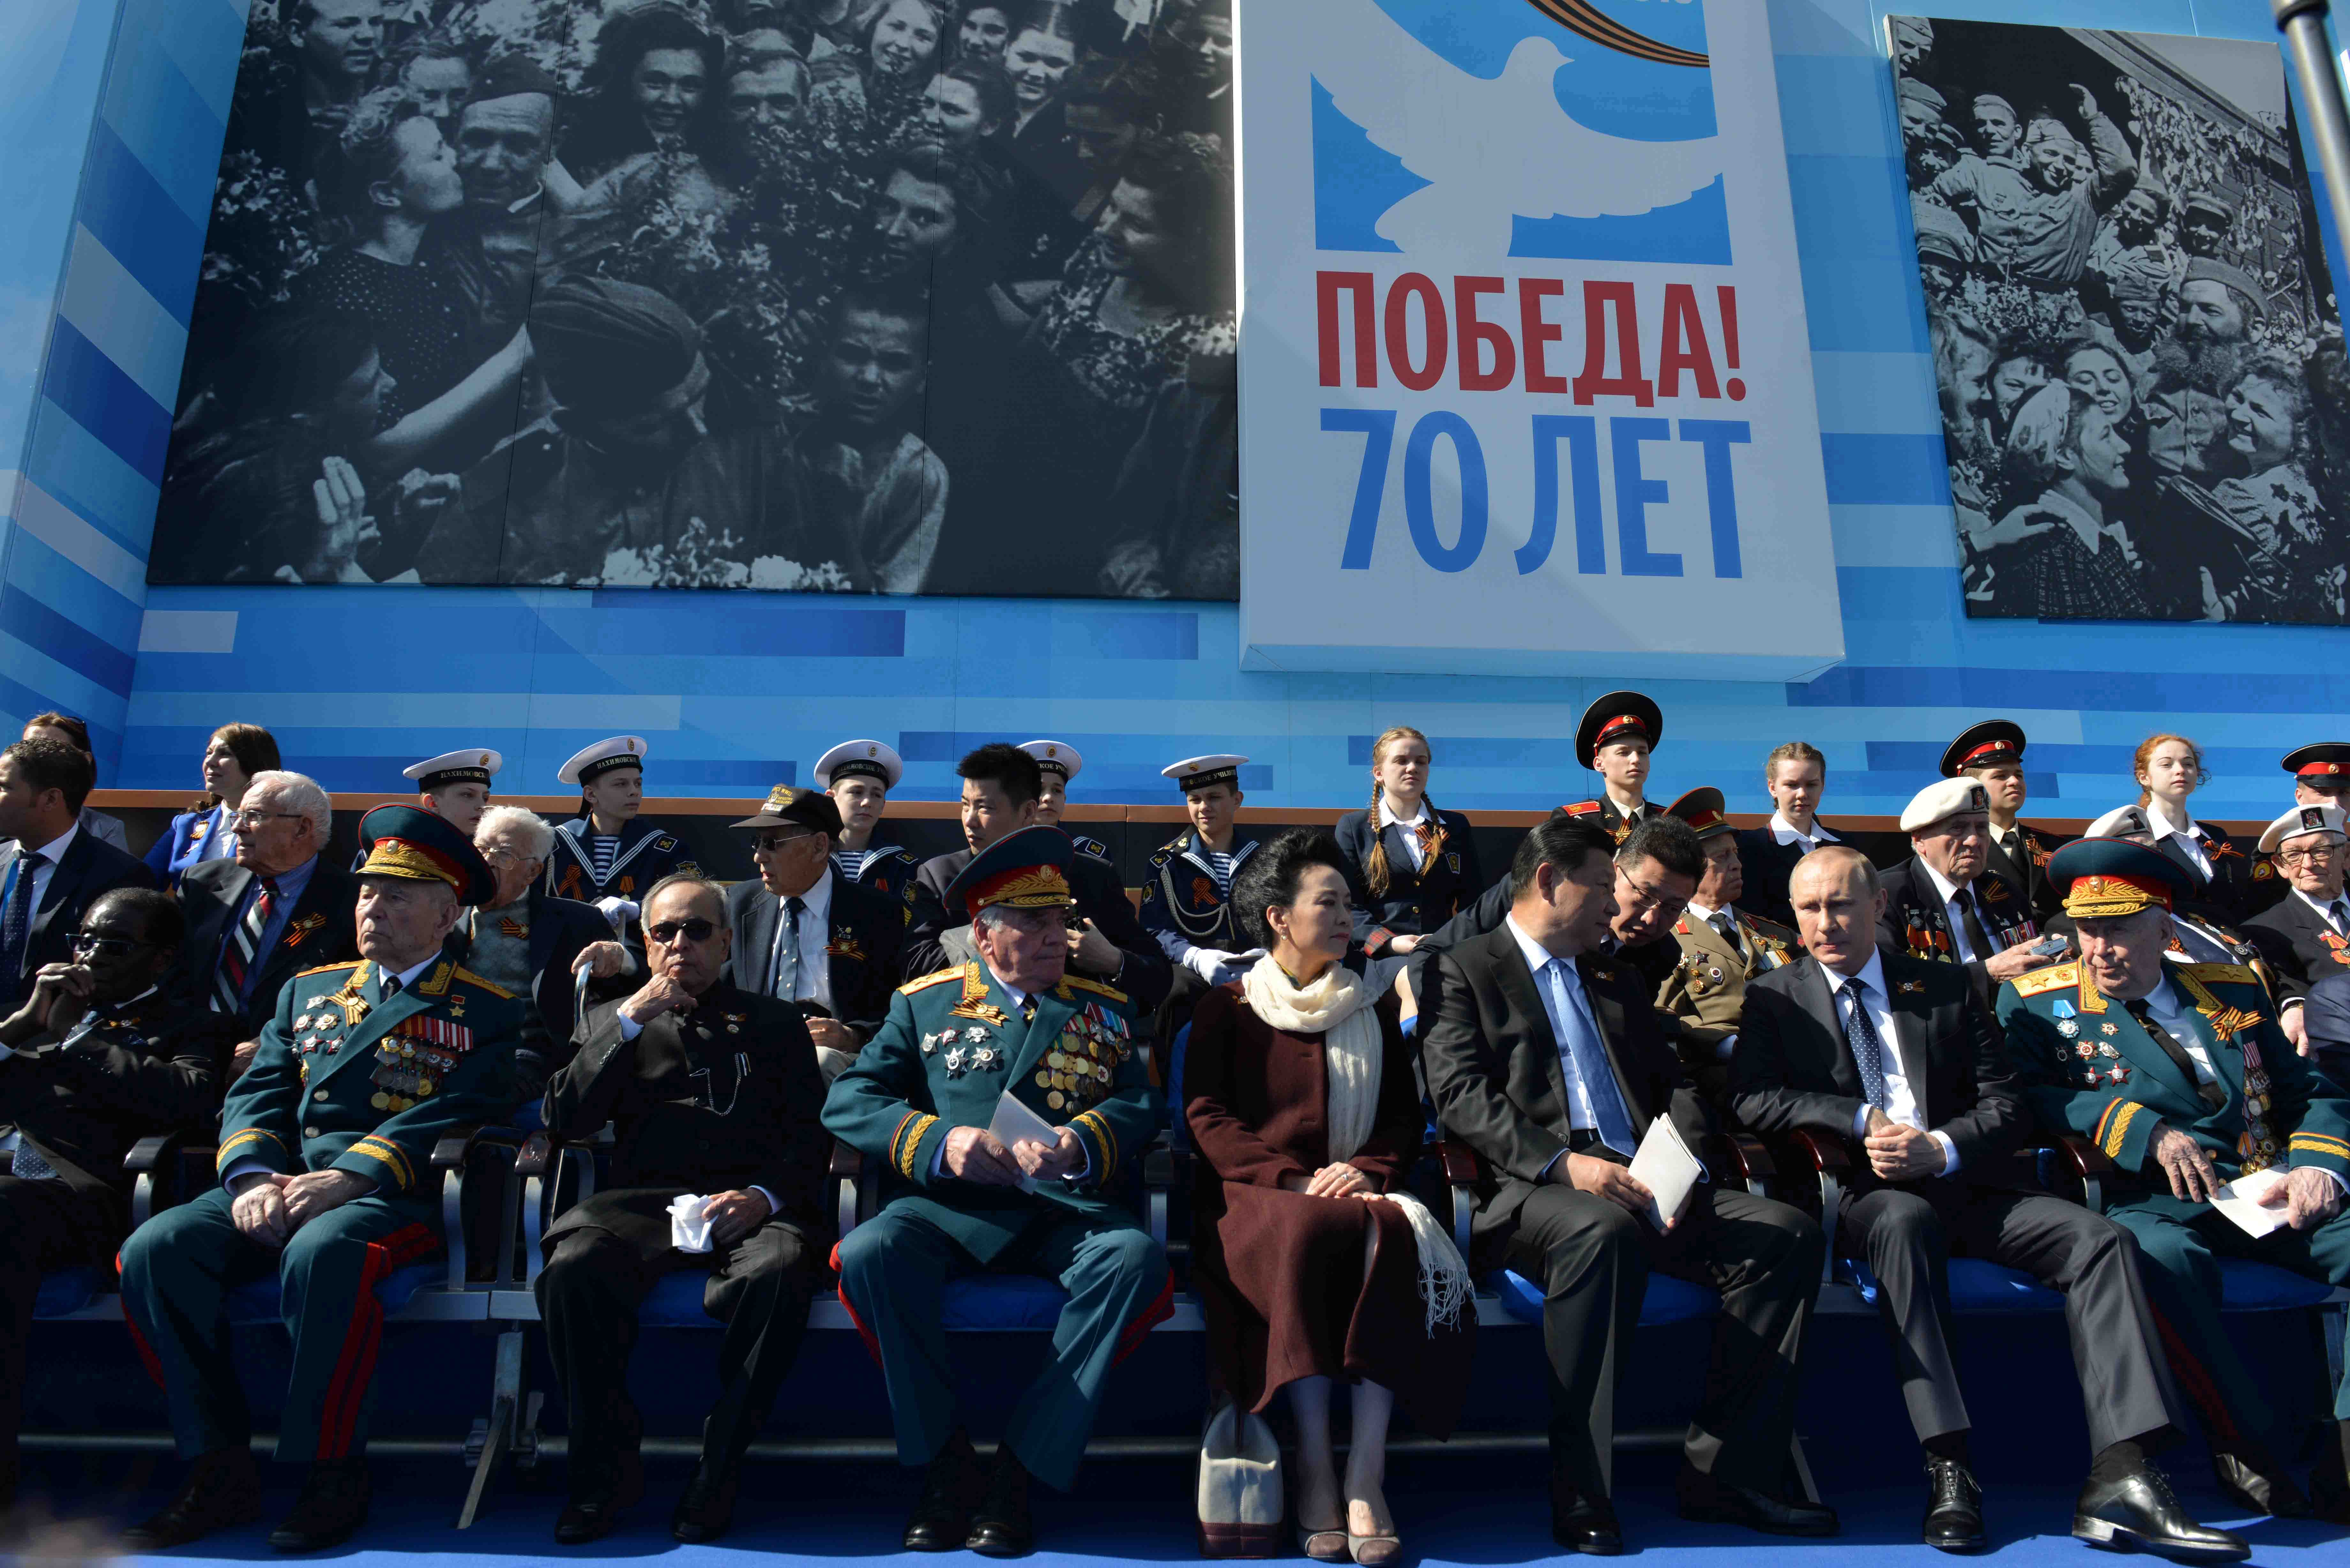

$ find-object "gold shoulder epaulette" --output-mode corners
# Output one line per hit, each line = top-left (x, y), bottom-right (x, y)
(2178, 962), (2259, 988)
(899, 963), (974, 996)
(1060, 973), (1129, 1005)
(2013, 962), (2079, 998)
(297, 961), (361, 979)
(451, 967), (516, 999)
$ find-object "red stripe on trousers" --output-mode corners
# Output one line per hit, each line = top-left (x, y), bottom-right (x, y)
(2151, 1300), (2241, 1447)
(316, 1223), (437, 1459)
(117, 1249), (165, 1387)
(828, 1242), (883, 1364)
(1113, 1270), (1175, 1367)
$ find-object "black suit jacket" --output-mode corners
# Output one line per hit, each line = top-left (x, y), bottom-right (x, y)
(544, 984), (831, 1235)
(177, 856), (359, 1037)
(0, 832), (158, 1007)
(1733, 822), (1852, 929)
(1981, 821), (2065, 923)
(1333, 806), (1483, 955)
(0, 982), (234, 1220)
(1732, 951), (2032, 1194)
(901, 845), (1170, 1010)
(1876, 856), (2039, 1012)
(724, 871), (904, 1039)
(2244, 891), (2350, 1005)
(1419, 923), (1711, 1256)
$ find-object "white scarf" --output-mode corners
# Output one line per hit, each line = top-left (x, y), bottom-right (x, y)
(1241, 956), (1471, 1335)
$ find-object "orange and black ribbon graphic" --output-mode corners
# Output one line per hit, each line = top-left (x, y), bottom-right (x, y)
(1524, 0), (1709, 67)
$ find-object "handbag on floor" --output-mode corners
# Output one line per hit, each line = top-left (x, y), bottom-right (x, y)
(1195, 1398), (1284, 1557)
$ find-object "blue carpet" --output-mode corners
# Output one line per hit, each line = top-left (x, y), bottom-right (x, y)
(3, 1453), (2342, 1566)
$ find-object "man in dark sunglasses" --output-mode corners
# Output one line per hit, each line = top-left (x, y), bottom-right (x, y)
(538, 873), (831, 1546)
(0, 888), (235, 1511)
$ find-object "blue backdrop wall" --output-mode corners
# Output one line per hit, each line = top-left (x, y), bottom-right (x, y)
(8, 0), (2350, 820)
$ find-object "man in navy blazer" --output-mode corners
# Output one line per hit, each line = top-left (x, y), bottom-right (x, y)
(0, 737), (156, 1015)
(176, 772), (356, 1052)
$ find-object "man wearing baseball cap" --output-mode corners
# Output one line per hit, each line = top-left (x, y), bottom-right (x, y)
(2004, 838), (2350, 1525)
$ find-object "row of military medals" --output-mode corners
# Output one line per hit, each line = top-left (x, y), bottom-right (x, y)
(2236, 1031), (2279, 1174)
(291, 989), (449, 1113)
(2052, 999), (2131, 1088)
(1039, 1009), (1124, 1112)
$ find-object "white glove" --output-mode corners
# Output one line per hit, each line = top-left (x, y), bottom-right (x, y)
(594, 896), (641, 936)
(1184, 948), (1239, 983)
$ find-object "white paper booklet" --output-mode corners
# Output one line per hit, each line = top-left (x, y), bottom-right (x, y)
(988, 1091), (1059, 1195)
(1627, 1116), (1704, 1231)
(2209, 1167), (2290, 1240)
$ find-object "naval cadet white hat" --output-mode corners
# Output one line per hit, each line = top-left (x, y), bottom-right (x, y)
(815, 739), (904, 791)
(404, 750), (502, 789)
(558, 735), (648, 787)
(1163, 754), (1246, 793)
(1020, 740), (1082, 781)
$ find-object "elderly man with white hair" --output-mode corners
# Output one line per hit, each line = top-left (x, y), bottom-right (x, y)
(462, 805), (633, 1100)
(177, 769), (359, 1058)
(1876, 777), (2051, 1013)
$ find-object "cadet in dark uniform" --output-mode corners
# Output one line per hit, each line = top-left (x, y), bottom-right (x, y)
(825, 827), (1169, 1556)
(1878, 779), (2047, 1011)
(2004, 839), (2350, 1524)
(538, 874), (832, 1545)
(1020, 740), (1111, 862)
(1558, 692), (1664, 844)
(543, 736), (703, 936)
(1652, 789), (1800, 1107)
(816, 739), (922, 918)
(1333, 726), (1480, 959)
(1736, 741), (1842, 930)
(2127, 734), (2254, 920)
(119, 806), (523, 1552)
(1140, 755), (1261, 987)
(902, 745), (1169, 1011)
(0, 889), (233, 1508)
(1942, 721), (2064, 921)
(722, 784), (904, 1079)
(404, 749), (500, 839)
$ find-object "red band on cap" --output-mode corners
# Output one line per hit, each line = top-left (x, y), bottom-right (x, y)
(1596, 714), (1649, 745)
(1962, 741), (2016, 767)
(2298, 762), (2346, 779)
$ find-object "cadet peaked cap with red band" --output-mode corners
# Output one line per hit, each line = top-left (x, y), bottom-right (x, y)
(1576, 691), (1662, 770)
(1941, 719), (2026, 777)
(2282, 743), (2350, 783)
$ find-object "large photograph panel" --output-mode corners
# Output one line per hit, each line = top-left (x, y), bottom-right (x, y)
(1892, 17), (2344, 625)
(150, 0), (1237, 597)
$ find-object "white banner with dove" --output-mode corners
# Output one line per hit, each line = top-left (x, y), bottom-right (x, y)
(1235, 0), (1842, 679)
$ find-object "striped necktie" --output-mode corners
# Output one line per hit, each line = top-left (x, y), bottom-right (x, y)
(214, 877), (278, 1013)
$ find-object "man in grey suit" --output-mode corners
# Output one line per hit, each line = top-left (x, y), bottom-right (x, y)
(0, 737), (155, 1014)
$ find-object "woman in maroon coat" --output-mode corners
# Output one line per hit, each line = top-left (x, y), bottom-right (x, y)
(1186, 831), (1474, 1566)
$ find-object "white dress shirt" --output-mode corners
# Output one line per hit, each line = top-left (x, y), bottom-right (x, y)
(1379, 797), (1430, 871)
(1831, 952), (1960, 1176)
(2145, 801), (2214, 880)
(2293, 886), (2350, 938)
(3, 823), (79, 935)
(1769, 812), (1839, 853)
(1918, 859), (1984, 964)
(1506, 916), (1605, 1136)
(767, 867), (836, 1011)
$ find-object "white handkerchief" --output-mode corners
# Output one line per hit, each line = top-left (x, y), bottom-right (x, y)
(988, 1091), (1059, 1195)
(668, 1193), (715, 1252)
(1627, 1116), (1704, 1231)
(2209, 1167), (2290, 1240)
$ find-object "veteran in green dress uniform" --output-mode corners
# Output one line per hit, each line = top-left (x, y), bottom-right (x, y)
(824, 825), (1168, 1557)
(2001, 838), (2350, 1523)
(119, 805), (523, 1553)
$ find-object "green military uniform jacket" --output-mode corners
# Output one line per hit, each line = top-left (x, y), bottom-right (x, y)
(822, 962), (1161, 1263)
(216, 957), (525, 1200)
(1998, 959), (2350, 1216)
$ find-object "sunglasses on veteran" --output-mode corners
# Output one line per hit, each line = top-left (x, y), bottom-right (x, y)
(72, 933), (154, 958)
(751, 828), (822, 853)
(647, 918), (721, 945)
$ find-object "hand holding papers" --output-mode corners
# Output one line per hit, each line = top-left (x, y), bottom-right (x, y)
(1627, 1116), (1704, 1232)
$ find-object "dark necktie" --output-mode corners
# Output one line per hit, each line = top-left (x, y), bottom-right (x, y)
(215, 876), (279, 1012)
(1710, 909), (1740, 948)
(2123, 999), (2227, 1109)
(380, 971), (404, 1001)
(1954, 888), (1993, 962)
(2329, 900), (2350, 939)
(1839, 977), (1889, 1111)
(772, 895), (805, 999)
(0, 855), (34, 1002)
(1019, 994), (1038, 1024)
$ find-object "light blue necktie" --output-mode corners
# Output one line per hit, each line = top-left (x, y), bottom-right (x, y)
(1547, 958), (1637, 1155)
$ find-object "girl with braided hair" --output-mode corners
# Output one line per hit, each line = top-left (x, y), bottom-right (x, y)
(1332, 728), (1482, 961)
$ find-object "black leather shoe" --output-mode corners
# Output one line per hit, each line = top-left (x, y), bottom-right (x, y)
(1549, 1487), (1623, 1556)
(904, 1430), (982, 1552)
(555, 1449), (645, 1545)
(1922, 1456), (1986, 1552)
(268, 1457), (372, 1552)
(672, 1463), (739, 1544)
(1676, 1463), (1840, 1538)
(2073, 1463), (2248, 1562)
(122, 1446), (264, 1549)
(2211, 1449), (2311, 1519)
(967, 1449), (1035, 1557)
